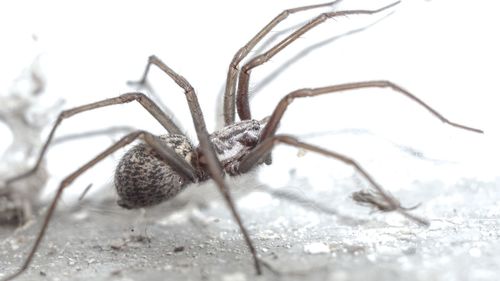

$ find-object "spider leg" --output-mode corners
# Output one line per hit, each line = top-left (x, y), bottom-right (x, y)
(5, 93), (194, 187)
(1, 130), (190, 281)
(238, 81), (483, 225)
(129, 56), (262, 274)
(260, 80), (483, 143)
(239, 134), (429, 226)
(223, 0), (344, 125)
(236, 2), (401, 121)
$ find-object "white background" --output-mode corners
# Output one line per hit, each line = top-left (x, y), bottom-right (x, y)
(0, 0), (499, 202)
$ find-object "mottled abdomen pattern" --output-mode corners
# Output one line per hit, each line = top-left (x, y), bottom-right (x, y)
(114, 134), (194, 209)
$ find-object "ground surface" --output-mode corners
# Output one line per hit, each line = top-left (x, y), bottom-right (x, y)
(1, 174), (499, 281)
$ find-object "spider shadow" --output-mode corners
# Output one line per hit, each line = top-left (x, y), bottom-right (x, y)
(297, 128), (455, 164)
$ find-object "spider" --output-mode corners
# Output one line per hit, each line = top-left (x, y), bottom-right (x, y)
(1, 1), (483, 280)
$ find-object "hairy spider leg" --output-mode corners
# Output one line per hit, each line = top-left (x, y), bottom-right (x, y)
(130, 56), (262, 274)
(239, 134), (429, 226)
(236, 2), (401, 121)
(2, 130), (196, 281)
(4, 93), (188, 187)
(223, 0), (344, 125)
(260, 81), (483, 141)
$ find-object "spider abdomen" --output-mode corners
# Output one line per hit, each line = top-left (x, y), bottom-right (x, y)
(114, 134), (194, 209)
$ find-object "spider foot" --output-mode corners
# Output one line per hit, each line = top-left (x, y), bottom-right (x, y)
(352, 190), (429, 226)
(352, 190), (402, 212)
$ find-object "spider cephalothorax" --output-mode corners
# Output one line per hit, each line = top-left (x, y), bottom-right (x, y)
(208, 119), (267, 174)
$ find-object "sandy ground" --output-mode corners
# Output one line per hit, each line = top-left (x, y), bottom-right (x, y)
(1, 175), (499, 281)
